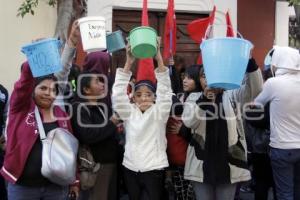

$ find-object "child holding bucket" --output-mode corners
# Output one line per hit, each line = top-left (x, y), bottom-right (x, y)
(0, 21), (81, 200)
(112, 38), (172, 200)
(181, 57), (263, 200)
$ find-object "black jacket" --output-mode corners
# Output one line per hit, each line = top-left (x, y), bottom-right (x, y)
(0, 84), (8, 136)
(244, 103), (270, 154)
(71, 102), (118, 163)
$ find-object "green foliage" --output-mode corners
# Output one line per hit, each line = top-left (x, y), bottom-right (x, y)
(17, 0), (57, 18)
(288, 0), (300, 6)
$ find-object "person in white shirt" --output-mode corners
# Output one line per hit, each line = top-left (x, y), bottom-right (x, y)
(254, 46), (300, 200)
(112, 39), (172, 200)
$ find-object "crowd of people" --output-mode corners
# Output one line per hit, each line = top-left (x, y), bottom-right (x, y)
(1, 21), (300, 200)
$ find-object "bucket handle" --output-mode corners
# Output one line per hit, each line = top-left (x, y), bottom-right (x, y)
(204, 24), (244, 40)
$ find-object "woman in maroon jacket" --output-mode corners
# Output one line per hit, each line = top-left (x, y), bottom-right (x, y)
(0, 23), (81, 200)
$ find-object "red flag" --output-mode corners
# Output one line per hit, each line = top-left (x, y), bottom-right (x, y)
(163, 0), (177, 60)
(187, 6), (216, 43)
(226, 11), (235, 37)
(137, 0), (156, 83)
(141, 0), (149, 26)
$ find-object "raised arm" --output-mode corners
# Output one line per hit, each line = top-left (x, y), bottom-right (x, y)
(231, 58), (263, 105)
(54, 21), (80, 89)
(9, 62), (35, 114)
(254, 79), (274, 106)
(154, 37), (173, 121)
(112, 44), (135, 120)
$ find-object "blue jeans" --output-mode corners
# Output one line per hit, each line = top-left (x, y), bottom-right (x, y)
(192, 181), (236, 200)
(270, 147), (300, 200)
(7, 182), (68, 200)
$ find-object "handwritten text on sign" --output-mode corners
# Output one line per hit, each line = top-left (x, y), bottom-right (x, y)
(26, 44), (61, 76)
(88, 24), (105, 39)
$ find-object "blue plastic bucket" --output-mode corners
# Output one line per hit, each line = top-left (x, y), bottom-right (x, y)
(200, 37), (253, 90)
(21, 38), (62, 77)
(106, 30), (125, 53)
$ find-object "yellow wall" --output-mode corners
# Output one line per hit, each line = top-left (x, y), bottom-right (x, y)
(0, 0), (57, 92)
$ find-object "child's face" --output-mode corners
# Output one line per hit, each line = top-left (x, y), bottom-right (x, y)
(133, 85), (155, 112)
(182, 75), (196, 92)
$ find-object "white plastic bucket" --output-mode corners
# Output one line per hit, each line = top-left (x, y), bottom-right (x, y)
(78, 16), (106, 52)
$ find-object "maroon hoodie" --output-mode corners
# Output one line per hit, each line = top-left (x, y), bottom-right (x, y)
(82, 51), (110, 75)
(0, 62), (78, 185)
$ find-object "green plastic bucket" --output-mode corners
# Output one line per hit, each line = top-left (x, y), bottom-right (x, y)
(106, 30), (125, 53)
(129, 26), (157, 58)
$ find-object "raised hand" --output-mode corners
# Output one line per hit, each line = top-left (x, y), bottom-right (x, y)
(124, 43), (136, 72)
(155, 37), (166, 71)
(68, 20), (81, 48)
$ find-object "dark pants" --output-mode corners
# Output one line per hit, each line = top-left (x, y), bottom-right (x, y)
(7, 182), (68, 200)
(252, 153), (277, 200)
(123, 167), (165, 200)
(270, 147), (300, 200)
(192, 182), (236, 200)
(89, 164), (117, 200)
(0, 150), (7, 200)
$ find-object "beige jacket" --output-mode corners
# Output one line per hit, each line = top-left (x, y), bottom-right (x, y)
(182, 69), (263, 184)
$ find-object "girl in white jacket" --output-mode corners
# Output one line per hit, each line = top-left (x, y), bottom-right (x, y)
(112, 40), (172, 200)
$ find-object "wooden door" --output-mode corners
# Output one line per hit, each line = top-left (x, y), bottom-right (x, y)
(112, 10), (207, 75)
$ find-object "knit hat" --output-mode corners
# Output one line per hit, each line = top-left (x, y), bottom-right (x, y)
(134, 79), (156, 93)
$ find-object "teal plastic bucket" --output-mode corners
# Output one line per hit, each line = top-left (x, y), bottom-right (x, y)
(200, 37), (253, 90)
(106, 30), (125, 53)
(129, 26), (157, 58)
(21, 38), (62, 77)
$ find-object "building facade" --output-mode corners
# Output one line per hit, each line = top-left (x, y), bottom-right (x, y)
(0, 0), (296, 92)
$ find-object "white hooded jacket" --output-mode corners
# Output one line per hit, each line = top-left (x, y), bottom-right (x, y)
(255, 46), (300, 149)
